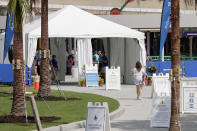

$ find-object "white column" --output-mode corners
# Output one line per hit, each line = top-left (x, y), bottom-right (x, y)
(68, 38), (72, 54)
(74, 38), (77, 67)
(162, 48), (164, 61)
(189, 36), (193, 60)
(147, 31), (150, 56)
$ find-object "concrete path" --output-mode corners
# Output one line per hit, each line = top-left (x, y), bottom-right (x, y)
(51, 84), (197, 131)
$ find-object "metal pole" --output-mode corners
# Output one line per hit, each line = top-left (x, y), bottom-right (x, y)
(147, 31), (151, 56)
(189, 36), (193, 60)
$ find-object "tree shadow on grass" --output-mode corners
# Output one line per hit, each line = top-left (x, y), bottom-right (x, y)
(0, 92), (12, 97)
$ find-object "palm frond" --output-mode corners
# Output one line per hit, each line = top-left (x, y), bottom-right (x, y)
(184, 0), (197, 10)
(7, 0), (39, 28)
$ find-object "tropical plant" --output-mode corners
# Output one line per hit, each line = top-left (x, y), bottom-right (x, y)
(79, 79), (86, 82)
(7, 0), (37, 116)
(99, 77), (104, 83)
(79, 78), (86, 87)
(146, 64), (157, 73)
(38, 0), (51, 97)
(147, 76), (152, 81)
(146, 60), (157, 74)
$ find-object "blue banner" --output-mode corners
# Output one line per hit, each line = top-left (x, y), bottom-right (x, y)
(3, 11), (14, 63)
(159, 0), (171, 60)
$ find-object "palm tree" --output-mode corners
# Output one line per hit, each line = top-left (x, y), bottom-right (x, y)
(7, 0), (37, 116)
(169, 0), (181, 130)
(37, 0), (51, 97)
(169, 1), (197, 130)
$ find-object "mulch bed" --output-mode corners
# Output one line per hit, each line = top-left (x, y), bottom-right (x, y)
(25, 96), (81, 101)
(0, 115), (60, 123)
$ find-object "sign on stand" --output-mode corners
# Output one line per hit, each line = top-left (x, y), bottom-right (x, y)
(86, 102), (111, 131)
(151, 77), (171, 128)
(85, 64), (98, 87)
(105, 67), (121, 90)
(182, 86), (197, 113)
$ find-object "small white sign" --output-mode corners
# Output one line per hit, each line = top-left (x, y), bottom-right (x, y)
(182, 86), (197, 113)
(105, 67), (121, 90)
(85, 64), (98, 87)
(86, 102), (111, 131)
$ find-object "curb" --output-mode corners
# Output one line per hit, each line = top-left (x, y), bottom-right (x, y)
(41, 105), (125, 131)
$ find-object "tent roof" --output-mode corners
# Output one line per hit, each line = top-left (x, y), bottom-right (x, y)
(26, 5), (145, 40)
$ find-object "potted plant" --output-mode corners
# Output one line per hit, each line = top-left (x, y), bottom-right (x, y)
(98, 77), (104, 87)
(147, 76), (152, 86)
(146, 63), (157, 76)
(80, 79), (86, 87)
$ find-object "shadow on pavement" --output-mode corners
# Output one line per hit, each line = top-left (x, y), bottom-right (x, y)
(110, 114), (197, 131)
(111, 120), (168, 131)
(59, 82), (78, 86)
(181, 114), (197, 131)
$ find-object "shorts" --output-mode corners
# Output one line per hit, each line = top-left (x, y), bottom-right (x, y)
(135, 78), (143, 85)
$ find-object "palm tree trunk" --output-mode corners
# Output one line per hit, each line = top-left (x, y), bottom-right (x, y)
(11, 24), (26, 116)
(38, 0), (51, 97)
(169, 0), (181, 130)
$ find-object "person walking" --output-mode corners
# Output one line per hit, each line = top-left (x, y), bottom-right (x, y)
(133, 61), (145, 100)
(51, 55), (58, 84)
(35, 50), (41, 75)
(67, 55), (74, 75)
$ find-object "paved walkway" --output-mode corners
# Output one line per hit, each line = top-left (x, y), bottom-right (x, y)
(51, 84), (197, 131)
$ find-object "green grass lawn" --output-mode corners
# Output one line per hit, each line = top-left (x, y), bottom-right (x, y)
(0, 85), (119, 131)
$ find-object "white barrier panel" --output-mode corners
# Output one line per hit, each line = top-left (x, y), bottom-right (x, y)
(105, 67), (121, 90)
(86, 102), (111, 131)
(85, 64), (98, 87)
(151, 75), (171, 128)
(152, 78), (171, 97)
(72, 67), (78, 79)
(151, 73), (169, 98)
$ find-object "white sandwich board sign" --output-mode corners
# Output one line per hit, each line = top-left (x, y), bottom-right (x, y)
(105, 66), (121, 90)
(86, 102), (111, 131)
(181, 86), (197, 113)
(151, 78), (171, 128)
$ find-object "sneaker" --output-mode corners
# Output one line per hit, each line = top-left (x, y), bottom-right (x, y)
(137, 97), (142, 100)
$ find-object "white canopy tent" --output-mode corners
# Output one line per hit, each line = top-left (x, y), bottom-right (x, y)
(23, 5), (146, 83)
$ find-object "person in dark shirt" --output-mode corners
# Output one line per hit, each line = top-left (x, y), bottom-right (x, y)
(101, 52), (108, 81)
(51, 55), (58, 82)
(51, 55), (58, 69)
(35, 50), (41, 75)
(102, 52), (108, 67)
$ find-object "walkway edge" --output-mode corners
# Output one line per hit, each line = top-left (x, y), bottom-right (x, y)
(41, 104), (125, 131)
